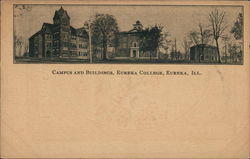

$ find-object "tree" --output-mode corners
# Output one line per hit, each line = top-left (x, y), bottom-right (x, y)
(208, 8), (227, 63)
(198, 23), (212, 45)
(139, 25), (163, 60)
(221, 35), (230, 63)
(14, 31), (24, 57)
(188, 31), (200, 45)
(161, 32), (172, 54)
(231, 13), (243, 40)
(182, 37), (192, 60)
(14, 5), (32, 17)
(188, 23), (212, 62)
(90, 13), (119, 60)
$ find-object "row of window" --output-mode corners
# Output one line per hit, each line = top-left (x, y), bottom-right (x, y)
(78, 52), (88, 56)
(46, 34), (52, 40)
(79, 44), (87, 48)
(119, 42), (139, 48)
(200, 54), (217, 61)
(46, 32), (85, 42)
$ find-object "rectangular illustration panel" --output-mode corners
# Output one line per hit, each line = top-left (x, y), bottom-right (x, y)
(2, 1), (249, 158)
(14, 4), (243, 64)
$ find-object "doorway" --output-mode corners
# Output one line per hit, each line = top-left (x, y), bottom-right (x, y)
(133, 50), (136, 57)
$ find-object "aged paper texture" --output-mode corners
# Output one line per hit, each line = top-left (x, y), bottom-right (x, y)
(1, 0), (249, 158)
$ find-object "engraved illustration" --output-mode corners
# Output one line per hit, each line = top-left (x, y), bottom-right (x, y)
(14, 5), (243, 64)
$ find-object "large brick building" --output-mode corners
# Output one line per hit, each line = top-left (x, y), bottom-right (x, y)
(29, 7), (89, 58)
(112, 21), (158, 59)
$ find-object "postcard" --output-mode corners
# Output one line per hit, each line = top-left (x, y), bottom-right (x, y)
(1, 0), (249, 158)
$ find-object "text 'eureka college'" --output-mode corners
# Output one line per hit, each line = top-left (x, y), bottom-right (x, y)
(52, 70), (193, 76)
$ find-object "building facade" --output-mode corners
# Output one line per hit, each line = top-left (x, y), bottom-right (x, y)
(190, 44), (219, 63)
(112, 21), (158, 59)
(29, 7), (89, 59)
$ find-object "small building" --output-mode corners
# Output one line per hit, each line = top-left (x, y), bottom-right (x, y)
(112, 21), (158, 59)
(190, 44), (219, 63)
(29, 7), (89, 59)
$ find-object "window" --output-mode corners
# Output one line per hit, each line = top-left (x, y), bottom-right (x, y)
(79, 44), (85, 48)
(132, 42), (138, 47)
(46, 43), (52, 48)
(46, 34), (51, 40)
(200, 55), (204, 61)
(63, 42), (68, 47)
(122, 42), (127, 48)
(78, 37), (84, 42)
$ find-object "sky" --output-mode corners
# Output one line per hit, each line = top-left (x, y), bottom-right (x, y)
(14, 4), (242, 53)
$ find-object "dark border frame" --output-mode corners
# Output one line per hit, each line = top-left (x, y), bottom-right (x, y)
(13, 3), (245, 65)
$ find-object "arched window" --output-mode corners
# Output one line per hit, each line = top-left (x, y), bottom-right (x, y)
(132, 42), (138, 47)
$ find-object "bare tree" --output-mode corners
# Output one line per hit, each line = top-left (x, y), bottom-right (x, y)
(188, 23), (212, 62)
(161, 32), (172, 55)
(182, 37), (192, 61)
(198, 23), (212, 45)
(14, 5), (32, 17)
(188, 31), (200, 45)
(221, 35), (230, 63)
(208, 8), (227, 63)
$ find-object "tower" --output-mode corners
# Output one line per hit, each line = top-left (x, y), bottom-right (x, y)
(53, 7), (71, 57)
(133, 20), (143, 31)
(53, 6), (70, 26)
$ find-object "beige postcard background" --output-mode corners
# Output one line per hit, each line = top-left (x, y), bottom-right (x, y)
(1, 0), (250, 158)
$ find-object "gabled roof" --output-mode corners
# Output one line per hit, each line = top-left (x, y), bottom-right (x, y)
(41, 23), (53, 33)
(29, 30), (42, 40)
(76, 27), (88, 38)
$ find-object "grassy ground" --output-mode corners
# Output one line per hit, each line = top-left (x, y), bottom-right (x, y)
(14, 57), (242, 65)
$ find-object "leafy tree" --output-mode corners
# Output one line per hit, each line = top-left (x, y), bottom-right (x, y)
(139, 25), (163, 59)
(231, 13), (243, 40)
(90, 13), (119, 60)
(208, 8), (227, 63)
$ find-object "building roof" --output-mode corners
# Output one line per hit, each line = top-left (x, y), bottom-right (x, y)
(118, 21), (144, 35)
(29, 30), (42, 40)
(70, 26), (77, 35)
(191, 44), (217, 49)
(29, 7), (89, 39)
(41, 23), (53, 33)
(76, 27), (89, 38)
(53, 6), (70, 20)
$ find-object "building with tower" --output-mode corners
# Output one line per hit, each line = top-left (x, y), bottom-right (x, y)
(28, 7), (159, 60)
(112, 20), (159, 59)
(29, 7), (89, 59)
